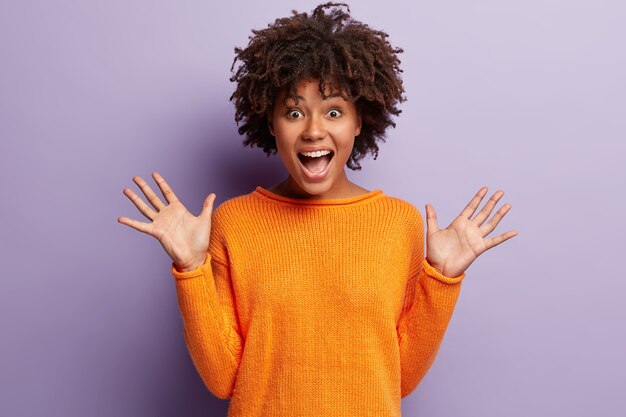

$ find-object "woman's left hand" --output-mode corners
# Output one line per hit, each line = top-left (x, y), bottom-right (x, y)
(425, 187), (517, 277)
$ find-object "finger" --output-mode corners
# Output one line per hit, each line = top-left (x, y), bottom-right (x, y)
(152, 172), (181, 205)
(425, 204), (439, 235)
(123, 188), (158, 221)
(460, 186), (488, 219)
(484, 229), (518, 251)
(199, 193), (216, 221)
(472, 190), (504, 226)
(133, 176), (166, 211)
(117, 216), (154, 235)
(480, 203), (512, 236)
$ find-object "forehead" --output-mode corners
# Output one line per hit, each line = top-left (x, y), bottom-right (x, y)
(277, 79), (348, 105)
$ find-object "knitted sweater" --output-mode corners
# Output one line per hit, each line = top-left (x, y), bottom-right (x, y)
(171, 186), (465, 417)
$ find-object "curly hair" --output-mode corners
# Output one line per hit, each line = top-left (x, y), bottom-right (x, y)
(229, 2), (406, 170)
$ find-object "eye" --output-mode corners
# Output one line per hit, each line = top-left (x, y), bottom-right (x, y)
(286, 109), (302, 119)
(327, 108), (342, 118)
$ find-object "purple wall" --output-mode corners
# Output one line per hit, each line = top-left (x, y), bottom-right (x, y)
(1, 1), (625, 416)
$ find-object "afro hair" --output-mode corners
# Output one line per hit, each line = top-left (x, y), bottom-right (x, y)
(229, 2), (406, 170)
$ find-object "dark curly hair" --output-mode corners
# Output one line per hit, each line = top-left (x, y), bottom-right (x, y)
(229, 2), (406, 170)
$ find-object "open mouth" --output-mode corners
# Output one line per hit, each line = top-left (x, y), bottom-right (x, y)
(297, 150), (334, 180)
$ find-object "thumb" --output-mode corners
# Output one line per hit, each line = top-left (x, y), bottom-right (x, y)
(199, 193), (216, 221)
(425, 204), (439, 236)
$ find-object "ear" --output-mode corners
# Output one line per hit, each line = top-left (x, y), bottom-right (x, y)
(355, 113), (362, 137)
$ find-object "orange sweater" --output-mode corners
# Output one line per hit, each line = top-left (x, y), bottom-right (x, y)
(171, 186), (465, 416)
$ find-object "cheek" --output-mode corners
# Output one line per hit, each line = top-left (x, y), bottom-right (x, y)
(273, 129), (297, 165)
(338, 135), (356, 155)
(274, 129), (291, 152)
(275, 123), (300, 146)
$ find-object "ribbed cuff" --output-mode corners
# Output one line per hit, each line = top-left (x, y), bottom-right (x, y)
(171, 254), (211, 280)
(422, 258), (465, 284)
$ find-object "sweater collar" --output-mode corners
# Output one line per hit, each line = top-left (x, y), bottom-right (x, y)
(254, 186), (384, 206)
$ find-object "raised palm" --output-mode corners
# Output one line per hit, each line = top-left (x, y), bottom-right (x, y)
(117, 172), (216, 272)
(425, 187), (517, 277)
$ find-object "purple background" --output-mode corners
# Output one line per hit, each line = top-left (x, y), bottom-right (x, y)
(1, 0), (625, 416)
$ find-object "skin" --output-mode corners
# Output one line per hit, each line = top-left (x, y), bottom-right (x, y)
(118, 84), (517, 276)
(118, 172), (215, 272)
(267, 78), (366, 200)
(425, 188), (517, 277)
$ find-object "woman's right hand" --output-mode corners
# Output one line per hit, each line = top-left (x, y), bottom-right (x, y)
(117, 172), (216, 272)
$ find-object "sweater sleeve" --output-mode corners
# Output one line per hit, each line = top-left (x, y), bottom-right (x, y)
(396, 217), (465, 398)
(171, 208), (243, 400)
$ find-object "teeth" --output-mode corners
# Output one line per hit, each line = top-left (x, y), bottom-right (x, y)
(299, 150), (332, 158)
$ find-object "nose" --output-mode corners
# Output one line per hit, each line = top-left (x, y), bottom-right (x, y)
(301, 114), (327, 141)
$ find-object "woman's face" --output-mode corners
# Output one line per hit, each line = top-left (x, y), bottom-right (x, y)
(268, 78), (362, 199)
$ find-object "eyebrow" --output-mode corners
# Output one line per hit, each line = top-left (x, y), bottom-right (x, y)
(282, 93), (343, 104)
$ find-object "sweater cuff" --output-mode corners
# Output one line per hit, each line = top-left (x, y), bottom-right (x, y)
(171, 254), (211, 280)
(422, 258), (465, 284)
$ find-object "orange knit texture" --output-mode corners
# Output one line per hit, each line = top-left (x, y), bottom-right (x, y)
(171, 186), (465, 416)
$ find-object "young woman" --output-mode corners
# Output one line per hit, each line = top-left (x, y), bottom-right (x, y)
(118, 3), (517, 416)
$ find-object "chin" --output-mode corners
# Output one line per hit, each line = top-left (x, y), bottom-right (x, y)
(299, 181), (333, 195)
